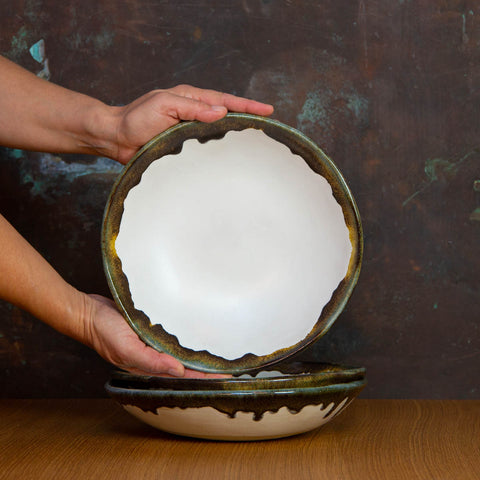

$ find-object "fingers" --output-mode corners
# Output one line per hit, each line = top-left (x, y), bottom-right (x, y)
(168, 84), (274, 117)
(158, 90), (273, 127)
(161, 93), (228, 124)
(114, 86), (274, 162)
(182, 369), (232, 379)
(121, 344), (231, 379)
(128, 369), (231, 379)
(216, 93), (274, 116)
(128, 368), (231, 379)
(121, 342), (186, 377)
(120, 341), (229, 378)
(88, 294), (230, 379)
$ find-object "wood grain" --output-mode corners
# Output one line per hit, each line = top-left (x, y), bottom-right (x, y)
(0, 399), (478, 480)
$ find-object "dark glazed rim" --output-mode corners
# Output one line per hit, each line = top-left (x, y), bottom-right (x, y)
(102, 113), (363, 374)
(109, 362), (366, 391)
(104, 378), (367, 420)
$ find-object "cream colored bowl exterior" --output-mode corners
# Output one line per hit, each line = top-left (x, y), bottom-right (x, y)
(123, 398), (350, 441)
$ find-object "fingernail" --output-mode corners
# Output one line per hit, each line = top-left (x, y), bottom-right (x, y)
(168, 366), (185, 377)
(211, 105), (226, 112)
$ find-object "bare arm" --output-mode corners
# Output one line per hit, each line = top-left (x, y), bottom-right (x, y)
(0, 55), (273, 164)
(0, 56), (115, 157)
(0, 213), (203, 377)
(0, 56), (273, 376)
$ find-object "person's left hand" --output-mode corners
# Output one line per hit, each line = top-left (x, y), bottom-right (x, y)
(110, 84), (274, 164)
(83, 294), (227, 378)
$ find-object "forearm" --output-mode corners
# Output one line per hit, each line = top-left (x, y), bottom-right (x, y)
(0, 56), (120, 158)
(0, 57), (274, 164)
(0, 213), (88, 343)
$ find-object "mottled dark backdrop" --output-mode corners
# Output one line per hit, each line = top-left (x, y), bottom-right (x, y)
(0, 0), (479, 398)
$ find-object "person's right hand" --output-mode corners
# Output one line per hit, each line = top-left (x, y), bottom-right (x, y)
(83, 294), (228, 378)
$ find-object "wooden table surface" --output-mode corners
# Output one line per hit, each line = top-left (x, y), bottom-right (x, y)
(1, 399), (478, 480)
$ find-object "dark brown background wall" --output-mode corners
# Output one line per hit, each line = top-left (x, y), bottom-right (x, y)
(1, 0), (479, 398)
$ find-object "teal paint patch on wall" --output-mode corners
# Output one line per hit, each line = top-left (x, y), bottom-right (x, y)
(8, 26), (30, 59)
(13, 154), (122, 200)
(296, 83), (369, 140)
(66, 28), (115, 55)
(297, 88), (333, 131)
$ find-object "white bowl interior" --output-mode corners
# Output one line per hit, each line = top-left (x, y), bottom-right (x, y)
(116, 129), (352, 360)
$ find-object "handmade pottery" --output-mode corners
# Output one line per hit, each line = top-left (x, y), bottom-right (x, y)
(110, 362), (366, 391)
(105, 376), (366, 441)
(102, 114), (363, 374)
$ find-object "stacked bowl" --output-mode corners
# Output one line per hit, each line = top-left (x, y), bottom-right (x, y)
(105, 362), (366, 441)
(102, 114), (365, 441)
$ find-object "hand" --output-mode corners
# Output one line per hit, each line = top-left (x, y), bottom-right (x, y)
(84, 294), (227, 378)
(0, 58), (271, 376)
(0, 57), (273, 163)
(111, 84), (274, 164)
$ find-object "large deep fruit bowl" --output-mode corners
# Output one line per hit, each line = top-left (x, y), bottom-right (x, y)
(105, 363), (366, 441)
(102, 114), (363, 374)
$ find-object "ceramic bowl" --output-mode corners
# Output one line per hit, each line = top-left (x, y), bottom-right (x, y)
(110, 362), (366, 391)
(102, 114), (363, 373)
(105, 376), (366, 441)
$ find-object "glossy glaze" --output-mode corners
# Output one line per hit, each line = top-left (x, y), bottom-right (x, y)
(105, 379), (366, 441)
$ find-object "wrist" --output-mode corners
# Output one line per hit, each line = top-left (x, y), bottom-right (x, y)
(66, 290), (97, 349)
(45, 285), (93, 347)
(81, 101), (124, 161)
